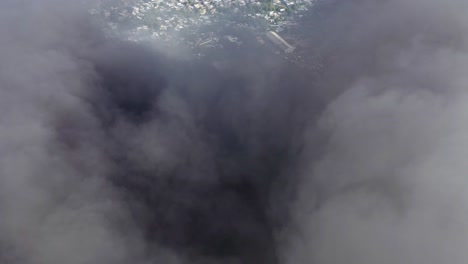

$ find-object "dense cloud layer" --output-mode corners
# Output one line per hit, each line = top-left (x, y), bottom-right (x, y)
(1, 0), (468, 264)
(286, 1), (468, 264)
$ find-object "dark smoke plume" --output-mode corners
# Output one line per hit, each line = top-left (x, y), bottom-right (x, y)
(1, 0), (468, 264)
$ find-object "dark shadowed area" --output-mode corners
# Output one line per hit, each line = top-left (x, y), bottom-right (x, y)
(2, 0), (468, 264)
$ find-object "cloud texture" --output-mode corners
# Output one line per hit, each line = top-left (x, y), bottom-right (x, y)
(1, 0), (468, 264)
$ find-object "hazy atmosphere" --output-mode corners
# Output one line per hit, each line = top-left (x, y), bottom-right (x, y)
(1, 0), (468, 263)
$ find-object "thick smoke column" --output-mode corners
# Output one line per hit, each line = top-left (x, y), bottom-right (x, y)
(1, 0), (468, 264)
(0, 1), (309, 263)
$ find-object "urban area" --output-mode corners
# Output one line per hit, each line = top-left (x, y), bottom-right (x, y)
(91, 0), (316, 66)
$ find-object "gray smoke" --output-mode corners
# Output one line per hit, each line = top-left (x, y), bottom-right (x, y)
(1, 0), (468, 264)
(285, 0), (468, 264)
(0, 1), (309, 263)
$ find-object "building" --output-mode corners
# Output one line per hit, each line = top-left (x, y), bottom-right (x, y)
(265, 31), (295, 53)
